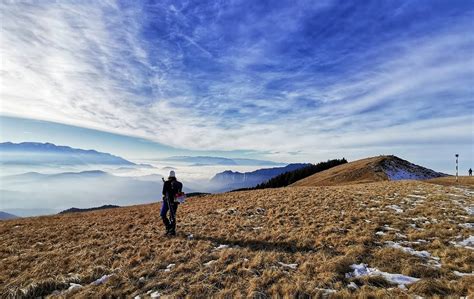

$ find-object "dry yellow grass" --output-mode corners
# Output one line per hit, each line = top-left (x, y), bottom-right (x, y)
(1, 180), (473, 298)
(291, 156), (390, 186)
(426, 176), (474, 188)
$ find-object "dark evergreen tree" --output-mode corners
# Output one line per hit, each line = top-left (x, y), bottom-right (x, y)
(231, 158), (347, 191)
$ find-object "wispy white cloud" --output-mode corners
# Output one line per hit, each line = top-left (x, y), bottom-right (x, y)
(1, 1), (472, 167)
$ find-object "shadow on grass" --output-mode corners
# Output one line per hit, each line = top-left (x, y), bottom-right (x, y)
(190, 234), (316, 253)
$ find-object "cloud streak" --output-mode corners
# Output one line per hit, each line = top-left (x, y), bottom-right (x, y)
(1, 0), (473, 164)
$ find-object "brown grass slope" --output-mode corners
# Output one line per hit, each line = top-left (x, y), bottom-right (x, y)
(1, 180), (473, 298)
(291, 155), (446, 187)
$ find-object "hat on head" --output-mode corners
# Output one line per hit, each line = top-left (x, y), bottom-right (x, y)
(169, 170), (176, 178)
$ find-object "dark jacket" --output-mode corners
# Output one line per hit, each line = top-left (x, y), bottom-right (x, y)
(162, 178), (183, 202)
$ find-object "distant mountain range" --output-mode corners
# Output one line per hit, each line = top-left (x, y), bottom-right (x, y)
(164, 156), (284, 166)
(0, 170), (192, 217)
(210, 163), (310, 192)
(0, 142), (135, 166)
(0, 211), (19, 220)
(59, 205), (120, 214)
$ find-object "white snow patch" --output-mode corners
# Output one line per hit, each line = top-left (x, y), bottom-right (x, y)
(278, 262), (298, 269)
(387, 205), (403, 213)
(375, 231), (386, 236)
(385, 241), (433, 259)
(453, 271), (474, 277)
(204, 260), (217, 266)
(465, 206), (474, 216)
(164, 263), (175, 272)
(347, 282), (358, 289)
(456, 235), (474, 249)
(187, 234), (194, 240)
(459, 223), (474, 229)
(395, 233), (407, 239)
(92, 274), (113, 285)
(214, 244), (229, 250)
(68, 283), (83, 291)
(253, 227), (263, 230)
(386, 168), (427, 181)
(398, 284), (408, 290)
(315, 288), (336, 294)
(150, 291), (161, 298)
(382, 225), (399, 231)
(411, 217), (428, 221)
(346, 264), (420, 285)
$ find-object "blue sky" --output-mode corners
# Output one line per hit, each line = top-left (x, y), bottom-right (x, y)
(1, 0), (473, 172)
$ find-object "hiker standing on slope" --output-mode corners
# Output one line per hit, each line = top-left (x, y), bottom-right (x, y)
(161, 170), (183, 236)
(469, 168), (472, 176)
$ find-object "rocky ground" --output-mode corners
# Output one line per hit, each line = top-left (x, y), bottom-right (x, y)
(1, 178), (473, 298)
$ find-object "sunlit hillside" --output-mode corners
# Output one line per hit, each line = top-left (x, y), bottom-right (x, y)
(1, 177), (473, 298)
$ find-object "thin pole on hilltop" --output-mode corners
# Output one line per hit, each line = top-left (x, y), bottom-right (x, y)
(455, 154), (459, 182)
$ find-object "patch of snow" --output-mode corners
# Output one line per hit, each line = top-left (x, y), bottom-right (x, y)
(375, 231), (386, 236)
(68, 283), (82, 291)
(278, 262), (298, 269)
(465, 206), (474, 216)
(456, 235), (474, 249)
(459, 223), (474, 229)
(382, 225), (399, 231)
(134, 296), (141, 299)
(92, 274), (113, 285)
(347, 282), (358, 289)
(138, 277), (145, 282)
(403, 239), (428, 245)
(346, 263), (420, 285)
(253, 227), (263, 230)
(395, 233), (407, 239)
(164, 263), (175, 272)
(387, 205), (403, 213)
(385, 241), (432, 259)
(411, 217), (428, 221)
(315, 288), (336, 294)
(386, 168), (427, 181)
(453, 271), (474, 277)
(150, 291), (161, 298)
(398, 284), (408, 290)
(187, 234), (194, 239)
(204, 260), (217, 266)
(214, 244), (229, 250)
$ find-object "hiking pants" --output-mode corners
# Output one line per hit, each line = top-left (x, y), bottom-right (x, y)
(161, 199), (178, 231)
